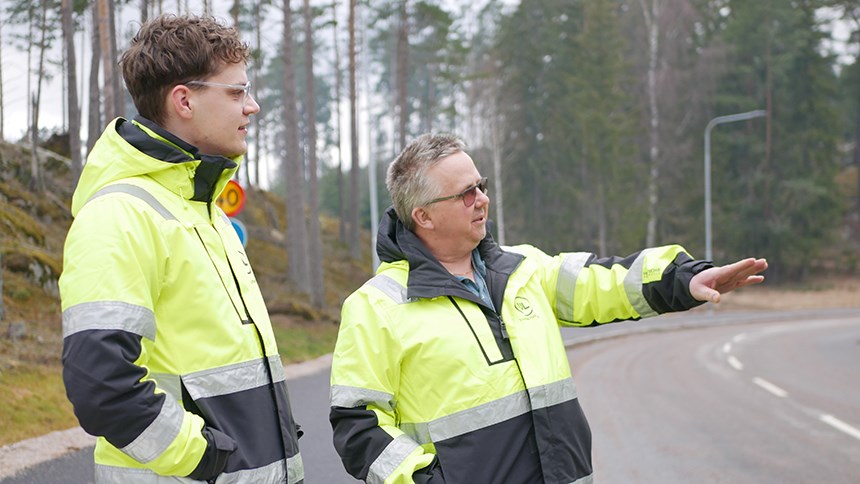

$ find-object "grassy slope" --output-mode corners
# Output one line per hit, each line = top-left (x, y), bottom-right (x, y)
(0, 140), (372, 446)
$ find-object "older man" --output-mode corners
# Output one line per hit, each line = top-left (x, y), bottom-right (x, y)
(330, 133), (767, 484)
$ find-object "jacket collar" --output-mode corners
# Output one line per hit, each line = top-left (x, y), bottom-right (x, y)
(120, 116), (238, 203)
(377, 207), (523, 304)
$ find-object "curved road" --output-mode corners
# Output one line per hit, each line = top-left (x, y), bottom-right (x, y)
(569, 312), (860, 483)
(3, 309), (859, 483)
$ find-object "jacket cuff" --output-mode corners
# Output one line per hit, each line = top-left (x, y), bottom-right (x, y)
(186, 426), (237, 481)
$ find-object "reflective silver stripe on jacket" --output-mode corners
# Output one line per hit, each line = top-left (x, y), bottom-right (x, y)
(623, 249), (658, 318)
(182, 356), (285, 400)
(571, 474), (594, 484)
(63, 301), (156, 340)
(555, 253), (592, 322)
(366, 274), (409, 304)
(149, 372), (182, 403)
(120, 396), (184, 464)
(87, 183), (178, 221)
(94, 454), (304, 483)
(220, 455), (304, 484)
(367, 434), (420, 484)
(399, 378), (577, 445)
(330, 385), (396, 412)
(528, 378), (578, 409)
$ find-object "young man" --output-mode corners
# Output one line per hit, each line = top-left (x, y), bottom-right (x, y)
(59, 14), (303, 483)
(329, 133), (767, 483)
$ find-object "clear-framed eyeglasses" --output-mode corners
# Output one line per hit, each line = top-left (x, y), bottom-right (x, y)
(186, 80), (252, 105)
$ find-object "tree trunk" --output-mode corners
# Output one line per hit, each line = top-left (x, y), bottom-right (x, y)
(63, 0), (83, 183)
(348, 0), (361, 260)
(252, 0), (263, 187)
(88, 3), (102, 154)
(230, 1), (249, 185)
(30, 0), (49, 192)
(98, 0), (121, 121)
(304, 0), (325, 308)
(0, 19), (5, 141)
(332, 2), (346, 242)
(282, 0), (311, 287)
(396, 0), (409, 151)
(639, 0), (661, 247)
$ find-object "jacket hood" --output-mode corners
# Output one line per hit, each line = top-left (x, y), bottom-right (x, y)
(377, 206), (522, 302)
(71, 116), (240, 216)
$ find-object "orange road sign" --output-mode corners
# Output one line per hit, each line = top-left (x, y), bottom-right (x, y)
(216, 179), (246, 217)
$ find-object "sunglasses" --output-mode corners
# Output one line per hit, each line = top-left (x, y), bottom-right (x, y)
(425, 177), (488, 207)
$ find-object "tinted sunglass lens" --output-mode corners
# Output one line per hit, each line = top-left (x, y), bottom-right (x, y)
(464, 187), (477, 207)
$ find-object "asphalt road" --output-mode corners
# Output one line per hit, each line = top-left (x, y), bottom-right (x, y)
(568, 312), (860, 483)
(4, 309), (859, 483)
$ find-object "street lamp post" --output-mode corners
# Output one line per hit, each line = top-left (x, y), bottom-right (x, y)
(704, 109), (766, 261)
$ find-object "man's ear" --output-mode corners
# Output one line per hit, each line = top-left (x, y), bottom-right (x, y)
(169, 85), (194, 120)
(411, 206), (434, 230)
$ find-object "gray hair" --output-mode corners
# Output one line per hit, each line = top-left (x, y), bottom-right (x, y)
(386, 133), (466, 231)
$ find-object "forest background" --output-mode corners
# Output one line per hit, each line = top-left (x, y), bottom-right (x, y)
(0, 0), (859, 445)
(2, 0), (860, 283)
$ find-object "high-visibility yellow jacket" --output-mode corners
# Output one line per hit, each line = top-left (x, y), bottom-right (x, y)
(330, 208), (711, 484)
(60, 117), (303, 483)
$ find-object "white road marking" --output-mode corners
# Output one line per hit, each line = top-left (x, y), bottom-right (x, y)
(732, 333), (747, 343)
(752, 377), (788, 398)
(728, 355), (744, 371)
(820, 414), (860, 441)
(722, 342), (732, 353)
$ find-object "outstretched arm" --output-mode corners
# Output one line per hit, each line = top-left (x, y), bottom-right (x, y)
(689, 258), (768, 303)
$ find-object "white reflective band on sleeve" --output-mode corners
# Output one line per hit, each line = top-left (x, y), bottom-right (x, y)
(366, 274), (409, 304)
(63, 301), (156, 340)
(623, 249), (658, 319)
(367, 434), (420, 484)
(330, 385), (396, 412)
(88, 183), (178, 221)
(120, 396), (184, 464)
(528, 378), (578, 410)
(570, 474), (594, 484)
(556, 253), (591, 322)
(182, 357), (284, 400)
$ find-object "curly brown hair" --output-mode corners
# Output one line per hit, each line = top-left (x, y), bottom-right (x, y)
(120, 14), (251, 125)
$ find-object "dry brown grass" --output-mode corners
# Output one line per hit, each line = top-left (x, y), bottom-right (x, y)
(718, 275), (860, 310)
